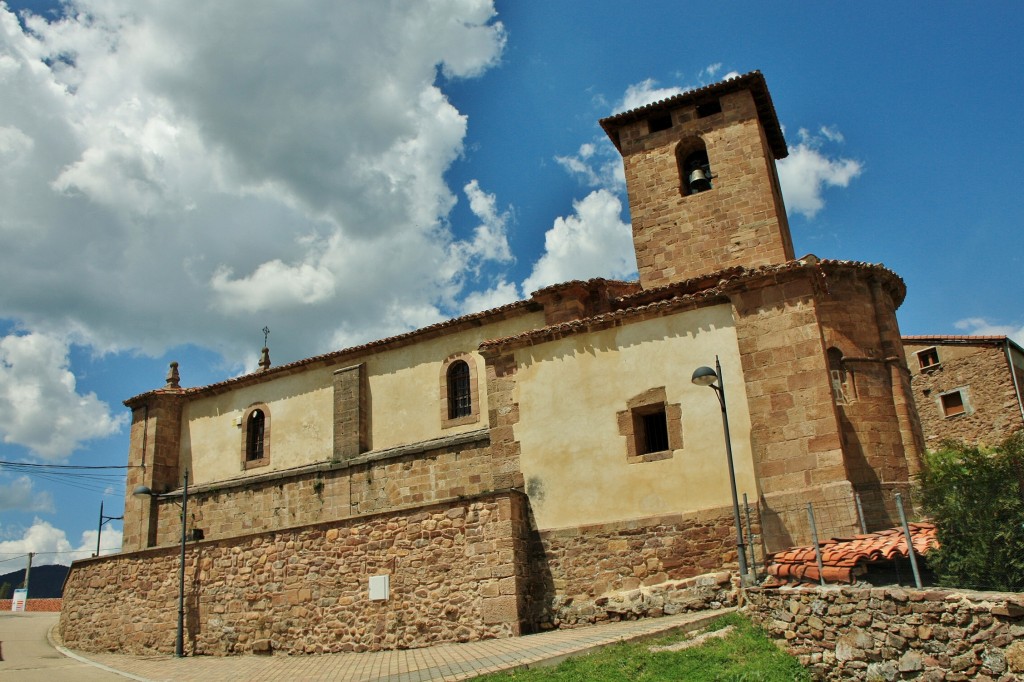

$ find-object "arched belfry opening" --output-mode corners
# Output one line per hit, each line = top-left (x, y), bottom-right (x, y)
(677, 141), (713, 196)
(598, 70), (794, 289)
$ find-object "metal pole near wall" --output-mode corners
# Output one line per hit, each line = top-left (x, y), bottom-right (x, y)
(806, 504), (825, 587)
(176, 468), (189, 658)
(691, 358), (749, 582)
(854, 492), (867, 534)
(895, 492), (923, 589)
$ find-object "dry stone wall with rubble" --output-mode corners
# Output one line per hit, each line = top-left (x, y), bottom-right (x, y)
(525, 507), (746, 629)
(746, 585), (1024, 681)
(60, 492), (527, 656)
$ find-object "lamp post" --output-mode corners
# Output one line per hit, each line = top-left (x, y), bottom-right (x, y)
(95, 501), (123, 558)
(691, 356), (749, 581)
(133, 468), (189, 657)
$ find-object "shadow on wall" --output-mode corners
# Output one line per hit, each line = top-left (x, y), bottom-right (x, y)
(523, 521), (555, 633)
(188, 549), (202, 655)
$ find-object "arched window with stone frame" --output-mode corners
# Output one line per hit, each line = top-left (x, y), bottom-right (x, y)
(440, 354), (480, 428)
(242, 403), (271, 469)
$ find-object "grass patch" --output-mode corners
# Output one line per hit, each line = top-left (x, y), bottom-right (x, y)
(470, 613), (809, 682)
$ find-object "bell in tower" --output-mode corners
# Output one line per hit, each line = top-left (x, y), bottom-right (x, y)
(600, 71), (795, 289)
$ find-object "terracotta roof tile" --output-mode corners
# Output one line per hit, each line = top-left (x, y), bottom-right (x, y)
(767, 522), (938, 585)
(598, 70), (788, 159)
(125, 298), (541, 405)
(902, 335), (1010, 344)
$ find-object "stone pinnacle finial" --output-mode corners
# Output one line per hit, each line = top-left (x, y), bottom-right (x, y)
(165, 361), (180, 389)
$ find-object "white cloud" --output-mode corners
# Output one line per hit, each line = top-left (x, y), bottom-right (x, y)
(613, 65), (735, 114)
(460, 280), (520, 315)
(777, 127), (862, 219)
(0, 332), (125, 459)
(0, 1), (508, 367)
(0, 518), (121, 565)
(617, 78), (685, 113)
(954, 318), (1024, 346)
(522, 189), (636, 294)
(0, 475), (54, 513)
(554, 142), (625, 191)
(453, 179), (513, 266)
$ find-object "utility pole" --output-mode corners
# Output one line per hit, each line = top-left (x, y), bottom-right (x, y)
(23, 552), (33, 596)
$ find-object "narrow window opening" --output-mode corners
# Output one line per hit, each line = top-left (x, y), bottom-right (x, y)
(246, 409), (265, 461)
(827, 346), (853, 404)
(696, 100), (722, 118)
(647, 112), (672, 133)
(917, 347), (940, 370)
(447, 361), (472, 419)
(941, 391), (965, 417)
(641, 410), (670, 454)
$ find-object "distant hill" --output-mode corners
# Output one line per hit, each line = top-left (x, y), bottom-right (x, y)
(0, 564), (69, 598)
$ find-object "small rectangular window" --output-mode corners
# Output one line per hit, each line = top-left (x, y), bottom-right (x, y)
(941, 391), (965, 417)
(917, 347), (940, 370)
(696, 100), (722, 118)
(647, 112), (672, 133)
(640, 409), (670, 454)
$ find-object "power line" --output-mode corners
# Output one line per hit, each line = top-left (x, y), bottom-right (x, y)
(0, 460), (135, 470)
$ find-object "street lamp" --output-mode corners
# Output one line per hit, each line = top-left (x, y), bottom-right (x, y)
(691, 356), (749, 581)
(95, 501), (123, 558)
(133, 468), (190, 657)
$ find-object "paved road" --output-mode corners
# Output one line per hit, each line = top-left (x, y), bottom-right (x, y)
(0, 612), (128, 681)
(2, 608), (734, 681)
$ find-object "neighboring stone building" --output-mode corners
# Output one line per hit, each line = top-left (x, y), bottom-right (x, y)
(903, 335), (1024, 447)
(60, 71), (925, 656)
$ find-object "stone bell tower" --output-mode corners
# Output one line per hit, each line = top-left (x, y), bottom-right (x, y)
(600, 70), (794, 289)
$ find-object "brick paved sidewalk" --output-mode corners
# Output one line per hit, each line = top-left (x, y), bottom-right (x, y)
(53, 608), (734, 682)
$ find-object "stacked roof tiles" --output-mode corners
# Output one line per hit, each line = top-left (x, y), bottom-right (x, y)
(767, 522), (939, 585)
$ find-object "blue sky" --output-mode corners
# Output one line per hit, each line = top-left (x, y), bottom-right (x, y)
(1, 1), (1021, 571)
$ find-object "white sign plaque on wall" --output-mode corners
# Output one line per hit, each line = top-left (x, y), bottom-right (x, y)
(11, 588), (27, 612)
(368, 574), (390, 601)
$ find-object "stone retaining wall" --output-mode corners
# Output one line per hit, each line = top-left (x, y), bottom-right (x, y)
(526, 507), (747, 629)
(61, 491), (528, 656)
(746, 585), (1024, 681)
(149, 433), (493, 547)
(0, 598), (62, 612)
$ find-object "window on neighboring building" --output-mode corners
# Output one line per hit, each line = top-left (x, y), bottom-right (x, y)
(441, 355), (479, 428)
(242, 404), (270, 469)
(917, 347), (940, 371)
(940, 390), (966, 417)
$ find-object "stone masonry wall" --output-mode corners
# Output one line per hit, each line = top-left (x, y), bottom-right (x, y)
(525, 507), (747, 630)
(728, 269), (860, 552)
(60, 492), (527, 656)
(905, 342), (1024, 448)
(148, 433), (493, 547)
(619, 88), (793, 287)
(747, 585), (1024, 681)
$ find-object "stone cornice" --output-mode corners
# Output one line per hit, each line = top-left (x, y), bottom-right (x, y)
(479, 257), (907, 356)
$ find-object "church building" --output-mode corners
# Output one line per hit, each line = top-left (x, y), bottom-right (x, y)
(60, 71), (924, 656)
